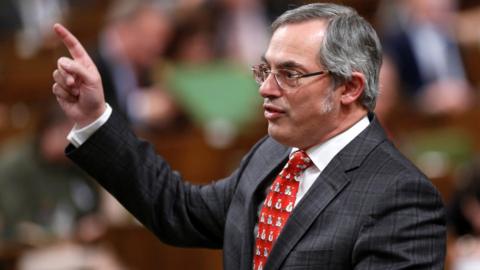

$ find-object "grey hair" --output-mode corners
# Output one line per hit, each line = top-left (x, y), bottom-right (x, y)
(272, 3), (382, 111)
(106, 0), (175, 23)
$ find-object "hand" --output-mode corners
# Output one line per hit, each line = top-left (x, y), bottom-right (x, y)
(52, 23), (106, 127)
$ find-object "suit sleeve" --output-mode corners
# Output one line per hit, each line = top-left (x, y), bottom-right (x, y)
(66, 112), (259, 248)
(352, 172), (446, 269)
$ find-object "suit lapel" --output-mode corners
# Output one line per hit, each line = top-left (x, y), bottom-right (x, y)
(264, 116), (388, 270)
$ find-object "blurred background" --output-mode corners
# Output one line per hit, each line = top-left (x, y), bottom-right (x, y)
(0, 0), (479, 269)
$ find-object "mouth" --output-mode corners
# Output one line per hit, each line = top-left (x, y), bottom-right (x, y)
(263, 103), (286, 120)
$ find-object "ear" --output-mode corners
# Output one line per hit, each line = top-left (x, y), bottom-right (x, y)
(340, 72), (365, 105)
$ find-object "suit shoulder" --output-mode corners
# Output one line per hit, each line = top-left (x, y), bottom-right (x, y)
(368, 140), (440, 194)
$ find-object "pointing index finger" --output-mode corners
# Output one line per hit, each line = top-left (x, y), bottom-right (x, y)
(53, 23), (93, 66)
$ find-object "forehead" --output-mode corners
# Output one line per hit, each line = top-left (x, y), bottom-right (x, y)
(264, 20), (327, 69)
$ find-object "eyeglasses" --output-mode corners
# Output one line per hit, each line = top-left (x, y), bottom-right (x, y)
(251, 64), (329, 92)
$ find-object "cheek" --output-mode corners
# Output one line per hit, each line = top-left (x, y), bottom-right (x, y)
(289, 96), (322, 121)
(289, 93), (337, 132)
(285, 85), (336, 121)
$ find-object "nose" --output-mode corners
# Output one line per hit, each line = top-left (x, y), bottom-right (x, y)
(259, 73), (282, 98)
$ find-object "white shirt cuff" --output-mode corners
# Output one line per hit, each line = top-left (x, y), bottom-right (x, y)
(67, 103), (113, 148)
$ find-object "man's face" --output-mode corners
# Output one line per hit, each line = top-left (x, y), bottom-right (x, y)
(129, 9), (171, 68)
(260, 20), (343, 149)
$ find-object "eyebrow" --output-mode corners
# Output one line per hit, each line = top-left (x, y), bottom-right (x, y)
(261, 56), (305, 70)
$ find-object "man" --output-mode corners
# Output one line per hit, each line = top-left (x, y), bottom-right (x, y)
(380, 0), (472, 115)
(93, 0), (179, 128)
(51, 3), (446, 269)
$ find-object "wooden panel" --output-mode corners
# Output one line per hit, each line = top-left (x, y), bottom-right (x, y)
(103, 225), (223, 270)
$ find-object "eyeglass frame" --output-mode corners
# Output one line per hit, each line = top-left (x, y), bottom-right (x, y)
(251, 64), (329, 91)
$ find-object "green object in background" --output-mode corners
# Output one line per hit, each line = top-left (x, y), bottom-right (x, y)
(402, 128), (474, 178)
(166, 62), (262, 130)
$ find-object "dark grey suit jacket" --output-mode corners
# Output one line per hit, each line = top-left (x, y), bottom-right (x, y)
(67, 112), (446, 269)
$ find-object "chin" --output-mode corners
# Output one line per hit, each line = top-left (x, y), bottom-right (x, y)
(267, 124), (297, 147)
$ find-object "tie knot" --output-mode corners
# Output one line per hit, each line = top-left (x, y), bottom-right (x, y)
(287, 150), (312, 172)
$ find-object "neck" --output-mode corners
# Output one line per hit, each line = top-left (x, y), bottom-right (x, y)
(303, 107), (368, 150)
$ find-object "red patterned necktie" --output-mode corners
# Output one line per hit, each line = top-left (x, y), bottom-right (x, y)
(253, 150), (313, 270)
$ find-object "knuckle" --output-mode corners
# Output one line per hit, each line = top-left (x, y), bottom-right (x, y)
(92, 74), (102, 86)
(58, 57), (72, 69)
(52, 83), (59, 94)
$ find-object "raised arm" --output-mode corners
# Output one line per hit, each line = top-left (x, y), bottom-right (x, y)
(52, 23), (106, 127)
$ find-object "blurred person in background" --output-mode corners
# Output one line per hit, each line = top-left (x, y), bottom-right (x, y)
(0, 104), (99, 246)
(0, 0), (22, 40)
(165, 2), (218, 65)
(162, 2), (263, 148)
(92, 0), (181, 130)
(0, 0), (69, 58)
(374, 55), (399, 139)
(215, 0), (270, 66)
(0, 104), (130, 269)
(379, 0), (474, 115)
(447, 158), (480, 270)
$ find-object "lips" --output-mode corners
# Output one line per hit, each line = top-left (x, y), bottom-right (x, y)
(263, 103), (286, 120)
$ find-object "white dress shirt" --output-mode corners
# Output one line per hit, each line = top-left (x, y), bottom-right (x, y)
(67, 103), (112, 148)
(292, 116), (369, 206)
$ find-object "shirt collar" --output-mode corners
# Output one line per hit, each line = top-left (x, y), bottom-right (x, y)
(292, 116), (370, 172)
